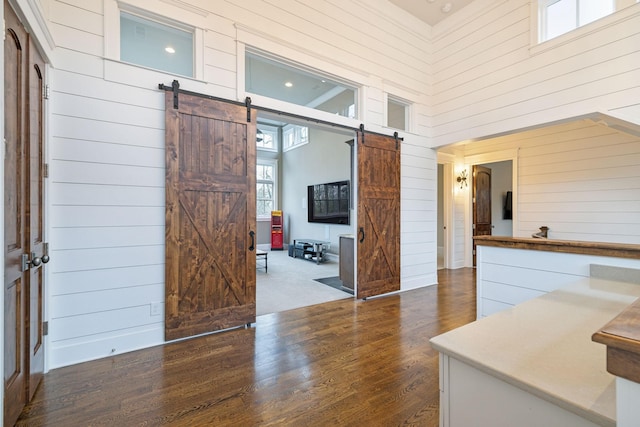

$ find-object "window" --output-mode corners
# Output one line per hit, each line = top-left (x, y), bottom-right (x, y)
(257, 124), (278, 152)
(387, 97), (409, 131)
(120, 11), (194, 77)
(283, 124), (309, 151)
(257, 160), (277, 219)
(539, 0), (615, 42)
(245, 50), (357, 119)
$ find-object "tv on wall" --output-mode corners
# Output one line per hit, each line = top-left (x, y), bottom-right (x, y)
(307, 180), (350, 225)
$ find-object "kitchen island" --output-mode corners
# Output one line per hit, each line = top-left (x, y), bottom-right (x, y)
(430, 276), (640, 427)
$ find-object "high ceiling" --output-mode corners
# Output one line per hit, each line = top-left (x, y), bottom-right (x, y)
(388, 0), (476, 26)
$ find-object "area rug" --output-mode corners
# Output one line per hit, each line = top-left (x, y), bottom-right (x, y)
(314, 276), (353, 295)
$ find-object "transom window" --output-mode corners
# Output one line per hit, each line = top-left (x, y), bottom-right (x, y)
(257, 124), (279, 152)
(283, 124), (309, 152)
(387, 97), (409, 131)
(245, 50), (357, 119)
(539, 0), (615, 42)
(120, 11), (194, 77)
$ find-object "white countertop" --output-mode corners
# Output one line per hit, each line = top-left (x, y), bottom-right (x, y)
(430, 277), (640, 427)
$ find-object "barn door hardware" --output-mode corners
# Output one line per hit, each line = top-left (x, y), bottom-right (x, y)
(394, 131), (399, 150)
(245, 97), (252, 123)
(171, 80), (180, 109)
(359, 124), (365, 144)
(249, 230), (255, 251)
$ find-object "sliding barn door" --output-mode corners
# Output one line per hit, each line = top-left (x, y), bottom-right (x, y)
(164, 92), (257, 341)
(356, 131), (400, 299)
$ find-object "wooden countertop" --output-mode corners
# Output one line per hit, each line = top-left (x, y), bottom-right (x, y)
(592, 299), (640, 383)
(430, 277), (640, 427)
(474, 236), (640, 259)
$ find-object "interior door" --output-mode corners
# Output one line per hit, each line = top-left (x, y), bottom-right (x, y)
(27, 39), (47, 400)
(164, 92), (257, 341)
(473, 165), (492, 265)
(4, 2), (28, 424)
(356, 131), (400, 299)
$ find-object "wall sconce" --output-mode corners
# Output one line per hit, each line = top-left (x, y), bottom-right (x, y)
(457, 169), (468, 189)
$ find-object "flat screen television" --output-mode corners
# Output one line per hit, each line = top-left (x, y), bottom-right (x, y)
(307, 180), (350, 225)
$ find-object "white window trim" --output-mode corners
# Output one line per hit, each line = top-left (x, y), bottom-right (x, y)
(282, 124), (309, 152)
(236, 41), (364, 128)
(257, 123), (279, 153)
(257, 159), (278, 221)
(530, 0), (639, 53)
(103, 0), (205, 80)
(385, 94), (411, 132)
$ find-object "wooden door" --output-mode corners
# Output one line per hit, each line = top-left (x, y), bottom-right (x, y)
(356, 131), (400, 299)
(165, 92), (257, 341)
(27, 39), (47, 400)
(4, 2), (28, 424)
(473, 165), (492, 265)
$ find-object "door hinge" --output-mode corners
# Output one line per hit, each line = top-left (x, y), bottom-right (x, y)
(44, 242), (49, 256)
(21, 253), (30, 272)
(472, 223), (476, 230)
(43, 321), (49, 336)
(473, 249), (476, 256)
(44, 84), (50, 100)
(472, 197), (476, 203)
(43, 163), (49, 178)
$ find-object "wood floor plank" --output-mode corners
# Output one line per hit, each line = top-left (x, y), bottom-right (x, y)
(17, 268), (476, 426)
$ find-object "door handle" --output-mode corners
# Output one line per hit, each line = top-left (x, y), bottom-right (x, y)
(358, 227), (365, 243)
(21, 252), (50, 271)
(249, 230), (255, 252)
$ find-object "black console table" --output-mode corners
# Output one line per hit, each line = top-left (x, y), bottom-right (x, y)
(292, 239), (330, 264)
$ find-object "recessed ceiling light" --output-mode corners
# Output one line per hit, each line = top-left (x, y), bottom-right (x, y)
(441, 2), (453, 13)
(285, 81), (293, 87)
(165, 46), (176, 54)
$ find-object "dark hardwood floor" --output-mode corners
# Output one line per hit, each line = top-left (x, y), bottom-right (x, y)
(17, 268), (476, 426)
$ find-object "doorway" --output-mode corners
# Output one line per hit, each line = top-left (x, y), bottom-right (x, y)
(255, 115), (355, 315)
(471, 160), (513, 265)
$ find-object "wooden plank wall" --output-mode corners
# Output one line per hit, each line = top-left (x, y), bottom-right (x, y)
(43, 0), (435, 368)
(477, 246), (640, 317)
(463, 120), (640, 243)
(431, 0), (640, 146)
(38, 0), (640, 368)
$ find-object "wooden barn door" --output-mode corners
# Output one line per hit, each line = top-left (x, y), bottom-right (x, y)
(4, 2), (48, 423)
(472, 165), (492, 266)
(356, 131), (400, 299)
(164, 92), (257, 341)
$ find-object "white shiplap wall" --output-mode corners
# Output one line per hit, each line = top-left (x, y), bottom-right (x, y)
(401, 137), (438, 288)
(461, 120), (640, 244)
(431, 0), (640, 146)
(33, 0), (640, 368)
(42, 0), (436, 368)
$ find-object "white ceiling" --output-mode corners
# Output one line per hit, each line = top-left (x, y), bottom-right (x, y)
(388, 0), (477, 26)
